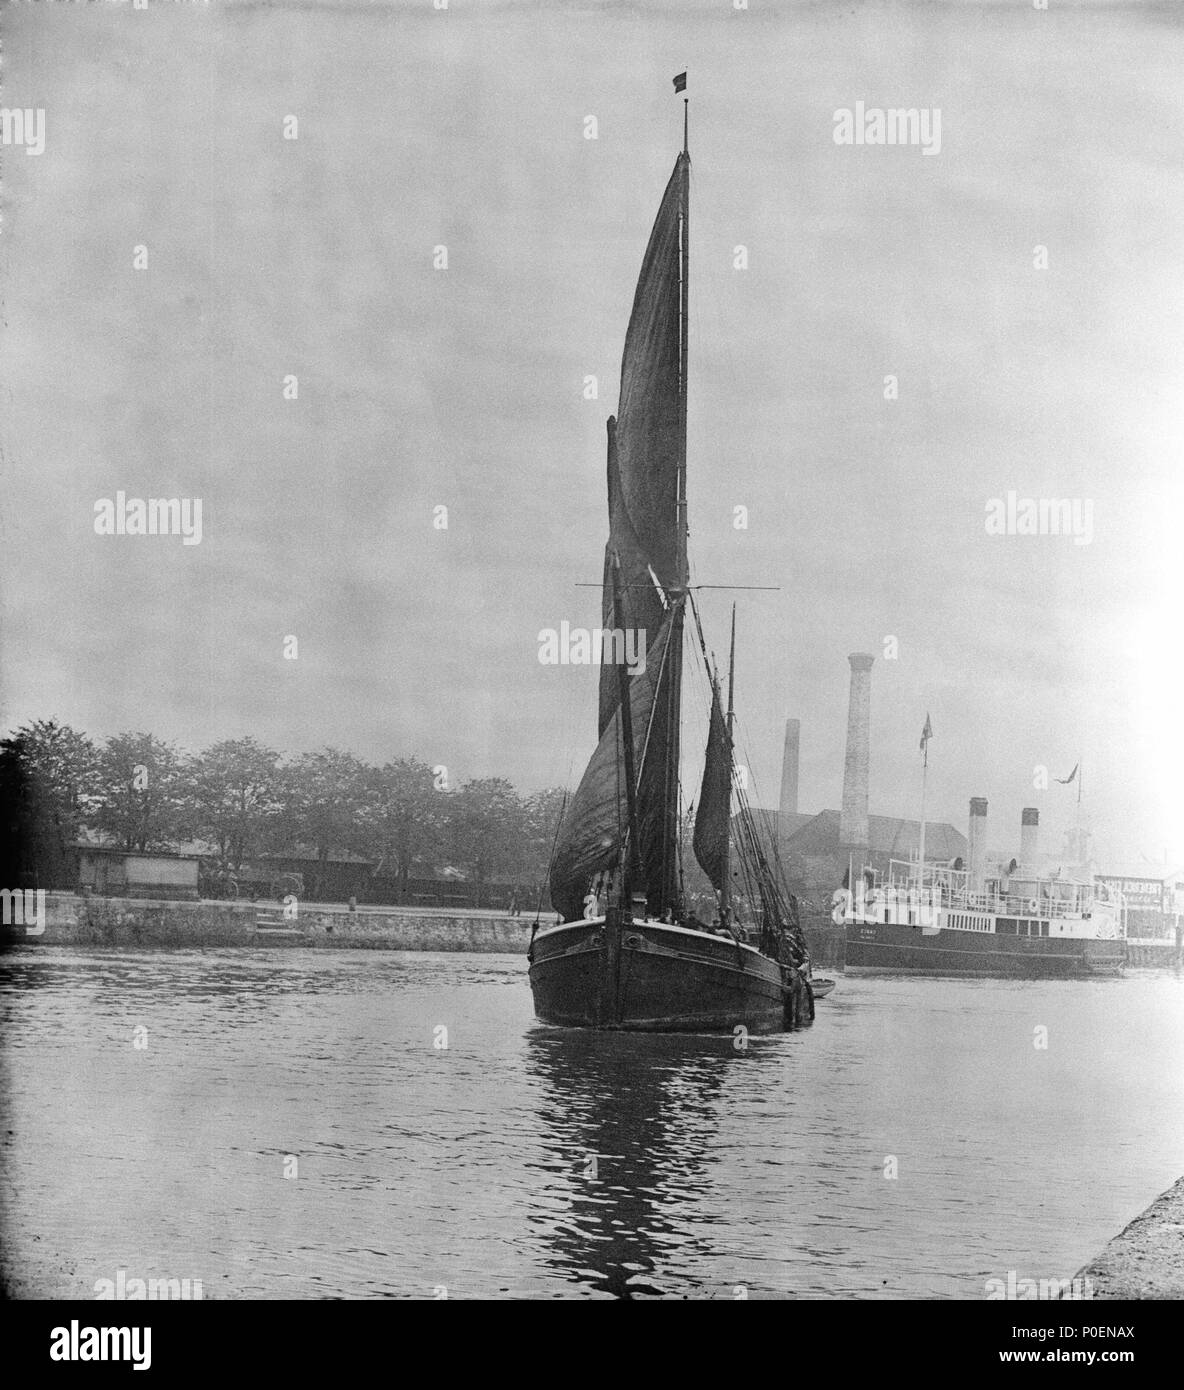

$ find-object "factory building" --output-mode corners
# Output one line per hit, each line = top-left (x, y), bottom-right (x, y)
(755, 652), (966, 905)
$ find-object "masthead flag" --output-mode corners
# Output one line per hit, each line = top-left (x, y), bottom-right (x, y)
(920, 713), (933, 753)
(1056, 763), (1079, 785)
(673, 72), (687, 93)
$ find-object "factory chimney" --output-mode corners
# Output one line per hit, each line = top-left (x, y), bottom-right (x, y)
(840, 653), (875, 848)
(967, 798), (988, 893)
(779, 719), (800, 821)
(1020, 807), (1039, 871)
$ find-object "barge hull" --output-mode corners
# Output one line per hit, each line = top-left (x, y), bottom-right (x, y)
(529, 918), (799, 1032)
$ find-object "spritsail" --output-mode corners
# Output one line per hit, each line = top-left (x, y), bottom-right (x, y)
(550, 151), (690, 922)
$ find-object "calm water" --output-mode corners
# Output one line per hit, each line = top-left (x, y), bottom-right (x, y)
(2, 947), (1182, 1299)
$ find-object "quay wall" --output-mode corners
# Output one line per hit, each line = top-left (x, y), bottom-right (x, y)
(3, 894), (534, 953)
(6, 894), (848, 962)
(1075, 1175), (1184, 1298)
(1124, 941), (1182, 968)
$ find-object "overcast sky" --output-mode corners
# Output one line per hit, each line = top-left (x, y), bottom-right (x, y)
(2, 0), (1182, 867)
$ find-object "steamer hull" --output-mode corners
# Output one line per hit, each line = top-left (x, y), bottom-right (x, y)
(839, 855), (1127, 980)
(845, 921), (1125, 978)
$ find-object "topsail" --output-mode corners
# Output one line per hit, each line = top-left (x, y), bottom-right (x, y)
(596, 154), (689, 735)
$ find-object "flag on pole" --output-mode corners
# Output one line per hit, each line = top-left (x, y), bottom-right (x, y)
(1056, 764), (1079, 784)
(673, 71), (687, 93)
(920, 713), (933, 753)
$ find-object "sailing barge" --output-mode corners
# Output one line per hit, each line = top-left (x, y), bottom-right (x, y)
(528, 94), (816, 1033)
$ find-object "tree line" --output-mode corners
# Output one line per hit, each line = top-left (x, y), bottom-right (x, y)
(0, 718), (567, 902)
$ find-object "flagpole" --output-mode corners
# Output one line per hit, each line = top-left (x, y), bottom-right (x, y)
(1076, 759), (1083, 862)
(721, 605), (735, 926)
(917, 714), (931, 887)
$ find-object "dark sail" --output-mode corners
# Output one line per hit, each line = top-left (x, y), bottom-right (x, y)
(549, 616), (675, 922)
(596, 418), (668, 736)
(692, 677), (732, 893)
(613, 153), (686, 591)
(596, 154), (689, 738)
(548, 151), (688, 922)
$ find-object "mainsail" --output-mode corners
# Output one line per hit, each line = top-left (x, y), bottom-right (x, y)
(552, 152), (690, 922)
(549, 615), (675, 922)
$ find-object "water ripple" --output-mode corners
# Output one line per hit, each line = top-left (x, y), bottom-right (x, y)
(2, 948), (1183, 1298)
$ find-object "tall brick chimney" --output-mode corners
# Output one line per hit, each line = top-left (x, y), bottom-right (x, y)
(840, 653), (874, 848)
(779, 718), (800, 821)
(968, 797), (988, 892)
(1020, 807), (1039, 870)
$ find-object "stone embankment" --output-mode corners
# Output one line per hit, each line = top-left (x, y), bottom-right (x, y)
(5, 893), (533, 953)
(1075, 1177), (1184, 1299)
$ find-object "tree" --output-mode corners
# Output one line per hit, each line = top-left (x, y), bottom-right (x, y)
(189, 737), (282, 871)
(519, 786), (569, 906)
(93, 732), (191, 851)
(277, 748), (371, 900)
(359, 758), (446, 900)
(446, 777), (527, 906)
(0, 719), (98, 887)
